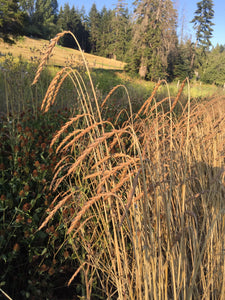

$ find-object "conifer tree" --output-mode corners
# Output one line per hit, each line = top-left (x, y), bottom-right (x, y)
(126, 0), (177, 80)
(0, 0), (25, 43)
(19, 0), (35, 17)
(191, 0), (214, 52)
(32, 0), (58, 39)
(97, 6), (113, 57)
(173, 40), (195, 80)
(18, 0), (58, 38)
(110, 0), (131, 61)
(88, 4), (101, 53)
(57, 4), (88, 50)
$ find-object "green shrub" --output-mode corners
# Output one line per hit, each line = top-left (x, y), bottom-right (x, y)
(0, 108), (80, 299)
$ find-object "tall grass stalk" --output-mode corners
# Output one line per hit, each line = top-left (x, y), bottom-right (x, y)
(34, 32), (225, 299)
(0, 288), (14, 300)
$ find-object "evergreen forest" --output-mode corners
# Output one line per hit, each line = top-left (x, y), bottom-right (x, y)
(1, 0), (224, 85)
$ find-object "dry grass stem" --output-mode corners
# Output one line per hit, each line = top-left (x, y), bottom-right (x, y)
(41, 67), (67, 110)
(57, 122), (105, 154)
(119, 169), (141, 227)
(101, 85), (124, 108)
(32, 31), (70, 85)
(51, 114), (87, 147)
(68, 262), (86, 286)
(169, 78), (188, 113)
(38, 191), (73, 231)
(135, 80), (164, 119)
(35, 31), (225, 299)
(44, 68), (74, 112)
(67, 192), (117, 235)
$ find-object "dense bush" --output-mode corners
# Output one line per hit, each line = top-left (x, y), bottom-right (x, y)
(200, 45), (225, 86)
(0, 108), (82, 299)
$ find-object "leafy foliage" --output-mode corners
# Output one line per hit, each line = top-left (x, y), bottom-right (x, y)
(31, 0), (58, 38)
(200, 45), (225, 85)
(0, 108), (79, 299)
(0, 0), (25, 43)
(173, 40), (195, 80)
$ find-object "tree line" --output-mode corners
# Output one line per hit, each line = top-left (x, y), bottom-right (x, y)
(1, 0), (224, 85)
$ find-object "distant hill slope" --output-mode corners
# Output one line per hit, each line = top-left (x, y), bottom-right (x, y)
(0, 36), (125, 70)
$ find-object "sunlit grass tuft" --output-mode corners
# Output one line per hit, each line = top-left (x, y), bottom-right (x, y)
(33, 31), (225, 299)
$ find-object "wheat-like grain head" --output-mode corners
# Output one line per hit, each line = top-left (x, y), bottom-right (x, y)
(32, 31), (70, 85)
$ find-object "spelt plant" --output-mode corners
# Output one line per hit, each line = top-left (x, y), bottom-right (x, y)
(33, 31), (225, 299)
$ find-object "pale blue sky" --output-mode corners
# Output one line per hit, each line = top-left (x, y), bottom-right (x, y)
(58, 0), (225, 46)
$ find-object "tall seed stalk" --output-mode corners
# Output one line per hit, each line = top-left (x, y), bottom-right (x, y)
(33, 31), (225, 299)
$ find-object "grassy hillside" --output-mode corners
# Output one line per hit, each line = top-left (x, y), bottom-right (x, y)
(0, 36), (125, 70)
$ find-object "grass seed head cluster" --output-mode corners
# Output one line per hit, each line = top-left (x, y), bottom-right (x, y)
(33, 31), (225, 299)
